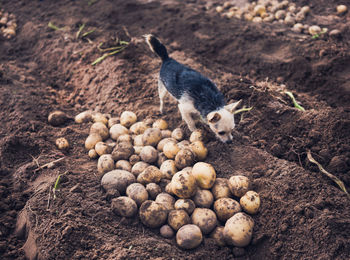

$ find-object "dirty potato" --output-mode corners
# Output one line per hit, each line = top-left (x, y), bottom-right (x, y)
(48, 111), (68, 126)
(142, 128), (162, 147)
(139, 145), (158, 164)
(90, 122), (109, 140)
(175, 148), (195, 170)
(133, 134), (144, 146)
(155, 192), (175, 212)
(171, 170), (197, 199)
(130, 121), (149, 135)
(120, 111), (137, 128)
(145, 183), (162, 200)
(126, 183), (149, 206)
(88, 149), (98, 159)
(131, 161), (149, 177)
(109, 124), (129, 141)
(97, 154), (115, 175)
(137, 165), (163, 184)
(129, 154), (140, 165)
(240, 191), (260, 214)
(224, 212), (254, 247)
(168, 209), (191, 231)
(228, 175), (251, 197)
(211, 178), (232, 199)
(192, 189), (214, 208)
(115, 160), (132, 172)
(101, 169), (136, 194)
(174, 199), (196, 215)
(152, 119), (168, 130)
(163, 142), (180, 159)
(192, 162), (216, 189)
(85, 133), (103, 150)
(157, 137), (176, 152)
(171, 128), (184, 141)
(55, 137), (69, 150)
(191, 208), (217, 235)
(189, 130), (203, 143)
(160, 160), (177, 179)
(176, 224), (203, 249)
(95, 141), (113, 156)
(161, 130), (172, 138)
(117, 134), (133, 144)
(160, 224), (175, 238)
(111, 196), (138, 218)
(189, 141), (208, 160)
(75, 110), (92, 123)
(210, 226), (226, 247)
(214, 198), (242, 222)
(139, 200), (168, 228)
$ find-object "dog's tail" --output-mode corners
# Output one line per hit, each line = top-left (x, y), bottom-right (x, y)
(143, 34), (169, 61)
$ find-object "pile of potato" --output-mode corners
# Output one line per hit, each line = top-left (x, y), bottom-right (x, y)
(0, 9), (17, 39)
(215, 1), (347, 36)
(77, 110), (261, 250)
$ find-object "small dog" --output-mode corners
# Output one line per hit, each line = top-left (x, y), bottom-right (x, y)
(144, 34), (241, 143)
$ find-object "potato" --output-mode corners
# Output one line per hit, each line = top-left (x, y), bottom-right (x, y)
(133, 134), (144, 146)
(145, 183), (162, 200)
(115, 160), (132, 172)
(55, 137), (69, 150)
(190, 130), (203, 143)
(157, 137), (177, 152)
(168, 209), (190, 231)
(92, 112), (108, 125)
(90, 122), (109, 140)
(101, 169), (136, 194)
(111, 142), (134, 161)
(85, 133), (103, 150)
(228, 175), (251, 197)
(142, 128), (162, 146)
(97, 154), (115, 175)
(155, 192), (175, 210)
(120, 111), (137, 128)
(176, 224), (203, 249)
(193, 189), (214, 208)
(160, 160), (177, 179)
(144, 118), (153, 127)
(214, 198), (241, 222)
(130, 121), (148, 135)
(140, 145), (158, 163)
(210, 226), (226, 247)
(240, 191), (260, 214)
(109, 124), (129, 141)
(75, 110), (92, 123)
(48, 111), (68, 126)
(337, 5), (348, 14)
(224, 212), (254, 247)
(126, 183), (148, 206)
(163, 142), (180, 159)
(192, 162), (216, 189)
(108, 117), (119, 128)
(165, 182), (174, 195)
(211, 178), (232, 199)
(137, 165), (162, 184)
(177, 140), (190, 149)
(161, 130), (172, 138)
(139, 200), (168, 228)
(129, 154), (140, 165)
(171, 170), (197, 198)
(95, 141), (112, 156)
(111, 196), (137, 218)
(189, 141), (208, 161)
(171, 128), (184, 141)
(174, 199), (196, 215)
(117, 134), (132, 144)
(191, 208), (217, 235)
(175, 148), (195, 169)
(133, 146), (143, 155)
(308, 25), (321, 36)
(131, 161), (149, 177)
(160, 225), (174, 238)
(88, 149), (98, 159)
(152, 119), (168, 130)
(157, 152), (168, 167)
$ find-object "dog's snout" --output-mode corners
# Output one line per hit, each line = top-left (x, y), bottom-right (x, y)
(225, 139), (233, 144)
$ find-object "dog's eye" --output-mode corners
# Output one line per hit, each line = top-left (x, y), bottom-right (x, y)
(218, 131), (226, 136)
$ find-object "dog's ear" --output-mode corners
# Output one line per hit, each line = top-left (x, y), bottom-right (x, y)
(225, 100), (242, 113)
(207, 112), (221, 123)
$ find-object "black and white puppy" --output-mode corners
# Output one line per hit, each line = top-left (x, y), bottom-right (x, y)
(144, 34), (241, 143)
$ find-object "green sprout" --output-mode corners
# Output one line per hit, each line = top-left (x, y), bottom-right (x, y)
(285, 91), (305, 111)
(92, 40), (129, 66)
(48, 21), (65, 31)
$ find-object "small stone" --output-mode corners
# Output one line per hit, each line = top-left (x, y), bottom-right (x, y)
(55, 137), (70, 150)
(48, 110), (68, 126)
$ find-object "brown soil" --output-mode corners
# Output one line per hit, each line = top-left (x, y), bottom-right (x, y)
(1, 0), (350, 259)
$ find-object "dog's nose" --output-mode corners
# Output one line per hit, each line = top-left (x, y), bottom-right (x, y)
(225, 140), (233, 144)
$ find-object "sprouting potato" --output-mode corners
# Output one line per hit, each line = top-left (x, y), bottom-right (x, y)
(97, 154), (115, 175)
(240, 191), (261, 214)
(88, 149), (98, 159)
(130, 121), (149, 135)
(171, 128), (184, 141)
(192, 162), (216, 189)
(189, 141), (208, 160)
(131, 161), (149, 177)
(101, 169), (136, 194)
(75, 110), (92, 124)
(193, 189), (214, 208)
(224, 212), (254, 247)
(111, 142), (134, 161)
(168, 209), (191, 231)
(95, 141), (113, 156)
(115, 160), (132, 172)
(211, 178), (232, 199)
(152, 119), (168, 130)
(137, 165), (163, 184)
(160, 224), (175, 238)
(214, 198), (242, 222)
(145, 183), (162, 200)
(142, 128), (162, 147)
(161, 130), (172, 139)
(117, 134), (133, 144)
(191, 208), (217, 235)
(109, 124), (129, 141)
(210, 226), (226, 247)
(157, 137), (177, 152)
(155, 192), (175, 211)
(85, 133), (103, 150)
(139, 200), (168, 228)
(111, 196), (138, 217)
(171, 170), (197, 199)
(108, 117), (119, 128)
(189, 130), (203, 143)
(163, 142), (180, 159)
(175, 148), (195, 170)
(133, 134), (144, 146)
(126, 183), (149, 206)
(228, 175), (251, 197)
(92, 112), (108, 125)
(176, 224), (203, 250)
(129, 154), (140, 165)
(55, 137), (69, 150)
(120, 111), (137, 128)
(174, 199), (196, 215)
(140, 145), (158, 163)
(48, 111), (68, 126)
(160, 160), (177, 179)
(90, 122), (109, 140)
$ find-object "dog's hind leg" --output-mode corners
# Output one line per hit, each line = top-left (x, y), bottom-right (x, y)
(178, 102), (197, 132)
(158, 78), (167, 114)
